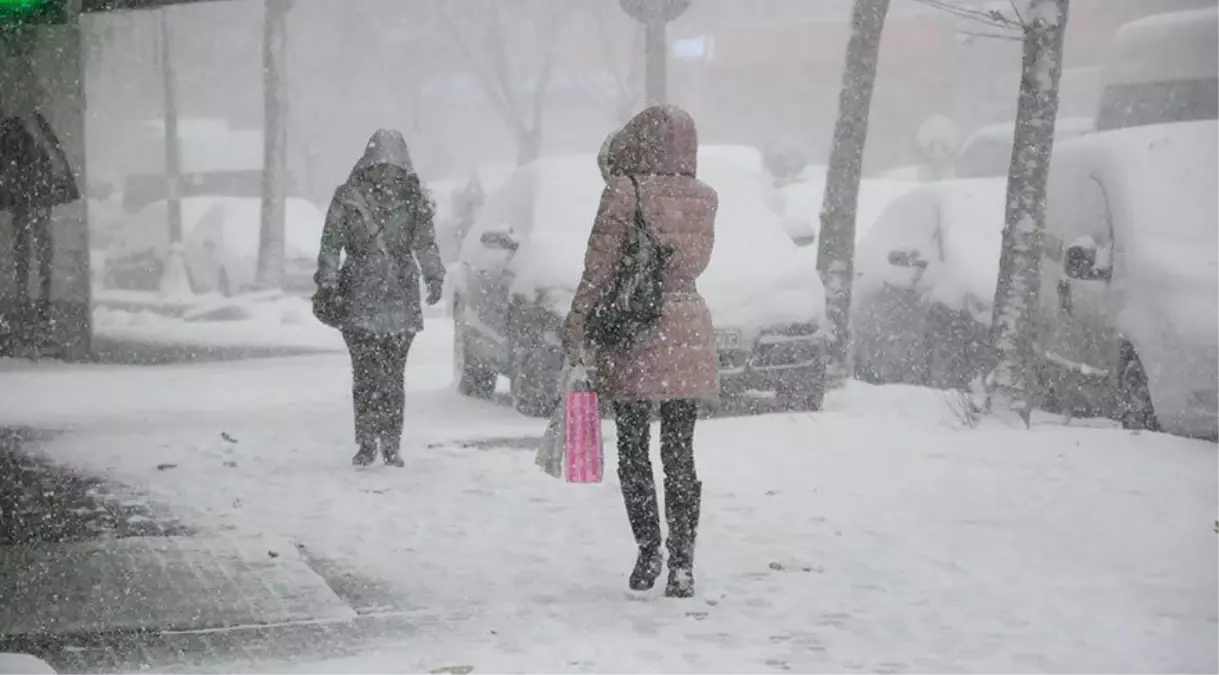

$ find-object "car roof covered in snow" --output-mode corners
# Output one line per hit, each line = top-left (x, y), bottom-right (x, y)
(1101, 6), (1218, 87)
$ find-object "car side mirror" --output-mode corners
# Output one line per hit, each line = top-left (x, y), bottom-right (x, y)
(1064, 243), (1110, 281)
(888, 249), (928, 269)
(480, 230), (519, 252)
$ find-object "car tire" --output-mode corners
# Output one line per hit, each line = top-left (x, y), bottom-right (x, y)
(777, 359), (827, 412)
(511, 343), (560, 418)
(1117, 345), (1158, 431)
(453, 297), (496, 399)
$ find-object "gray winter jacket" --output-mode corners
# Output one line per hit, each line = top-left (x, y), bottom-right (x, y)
(315, 129), (445, 335)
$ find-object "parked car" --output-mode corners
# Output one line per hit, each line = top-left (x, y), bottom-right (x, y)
(778, 175), (915, 248)
(103, 196), (325, 296)
(849, 122), (1117, 388)
(952, 118), (1095, 179)
(851, 178), (1009, 389)
(451, 152), (828, 417)
(1036, 119), (1217, 439)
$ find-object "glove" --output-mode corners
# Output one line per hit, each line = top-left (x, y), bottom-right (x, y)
(426, 280), (444, 306)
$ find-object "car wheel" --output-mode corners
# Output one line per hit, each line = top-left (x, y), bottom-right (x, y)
(1116, 345), (1158, 431)
(453, 297), (496, 399)
(777, 359), (827, 412)
(511, 342), (561, 418)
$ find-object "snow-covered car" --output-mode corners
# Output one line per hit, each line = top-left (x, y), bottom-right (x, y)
(848, 120), (1105, 389)
(1035, 120), (1217, 439)
(953, 118), (1095, 179)
(778, 176), (916, 248)
(103, 196), (325, 296)
(451, 152), (828, 417)
(851, 178), (1009, 389)
(1094, 5), (1217, 132)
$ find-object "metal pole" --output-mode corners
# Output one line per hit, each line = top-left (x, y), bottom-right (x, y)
(159, 8), (181, 245)
(256, 0), (289, 289)
(644, 20), (666, 104)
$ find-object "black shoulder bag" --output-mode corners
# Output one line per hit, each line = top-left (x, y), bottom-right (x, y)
(584, 177), (675, 350)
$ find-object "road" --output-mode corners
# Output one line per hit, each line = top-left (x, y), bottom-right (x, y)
(0, 320), (1215, 673)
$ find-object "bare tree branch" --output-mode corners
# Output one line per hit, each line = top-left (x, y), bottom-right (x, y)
(434, 0), (518, 127)
(912, 0), (1023, 33)
(435, 0), (570, 163)
(1008, 0), (1027, 25)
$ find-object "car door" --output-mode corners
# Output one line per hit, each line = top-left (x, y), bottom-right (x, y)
(1041, 172), (1120, 407)
(459, 170), (532, 367)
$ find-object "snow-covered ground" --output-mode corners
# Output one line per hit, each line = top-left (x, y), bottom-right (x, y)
(0, 319), (1215, 673)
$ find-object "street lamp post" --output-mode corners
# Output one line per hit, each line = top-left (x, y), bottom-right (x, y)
(619, 0), (691, 105)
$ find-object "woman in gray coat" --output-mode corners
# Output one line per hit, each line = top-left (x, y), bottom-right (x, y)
(315, 129), (446, 467)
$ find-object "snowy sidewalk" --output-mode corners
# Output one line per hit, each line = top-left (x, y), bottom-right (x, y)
(0, 321), (1215, 673)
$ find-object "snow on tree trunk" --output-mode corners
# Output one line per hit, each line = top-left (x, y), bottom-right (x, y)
(256, 0), (290, 290)
(816, 0), (890, 378)
(985, 0), (1070, 424)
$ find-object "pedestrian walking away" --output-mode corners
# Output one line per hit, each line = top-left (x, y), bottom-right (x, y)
(313, 128), (445, 467)
(563, 105), (720, 598)
(0, 112), (81, 353)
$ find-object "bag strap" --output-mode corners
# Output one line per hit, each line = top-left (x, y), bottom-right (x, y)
(627, 176), (648, 233)
(343, 185), (422, 296)
(342, 187), (388, 256)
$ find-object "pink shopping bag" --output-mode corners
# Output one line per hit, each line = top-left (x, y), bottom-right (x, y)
(564, 374), (604, 484)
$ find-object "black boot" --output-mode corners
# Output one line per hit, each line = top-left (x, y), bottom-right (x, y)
(630, 546), (663, 591)
(620, 472), (662, 591)
(665, 479), (702, 598)
(381, 441), (404, 468)
(352, 441), (377, 466)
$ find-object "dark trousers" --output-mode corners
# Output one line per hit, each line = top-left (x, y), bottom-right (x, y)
(614, 400), (702, 566)
(12, 206), (53, 304)
(343, 330), (415, 452)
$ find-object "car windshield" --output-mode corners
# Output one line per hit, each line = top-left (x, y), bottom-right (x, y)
(1096, 78), (1219, 131)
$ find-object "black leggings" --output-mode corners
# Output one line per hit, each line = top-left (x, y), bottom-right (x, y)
(343, 330), (415, 451)
(614, 400), (699, 550)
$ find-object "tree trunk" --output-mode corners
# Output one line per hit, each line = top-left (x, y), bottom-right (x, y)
(515, 128), (542, 166)
(985, 0), (1070, 424)
(157, 8), (191, 297)
(816, 0), (890, 377)
(256, 0), (289, 290)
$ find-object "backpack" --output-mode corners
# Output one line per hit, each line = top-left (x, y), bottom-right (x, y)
(584, 177), (675, 350)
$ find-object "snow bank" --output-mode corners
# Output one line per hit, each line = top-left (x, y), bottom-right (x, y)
(0, 654), (55, 674)
(92, 295), (345, 353)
